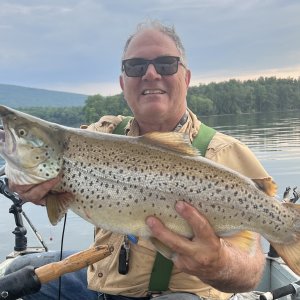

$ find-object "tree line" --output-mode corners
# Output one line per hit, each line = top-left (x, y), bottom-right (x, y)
(19, 77), (300, 126)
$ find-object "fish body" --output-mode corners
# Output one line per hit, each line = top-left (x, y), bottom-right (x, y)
(0, 105), (300, 274)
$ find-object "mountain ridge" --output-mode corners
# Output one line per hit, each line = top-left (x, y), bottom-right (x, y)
(0, 83), (89, 108)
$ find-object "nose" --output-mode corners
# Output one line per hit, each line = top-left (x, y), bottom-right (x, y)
(142, 63), (161, 80)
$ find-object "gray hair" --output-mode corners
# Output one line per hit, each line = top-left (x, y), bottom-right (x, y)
(122, 20), (187, 66)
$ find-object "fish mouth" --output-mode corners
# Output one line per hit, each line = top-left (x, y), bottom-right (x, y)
(0, 118), (16, 157)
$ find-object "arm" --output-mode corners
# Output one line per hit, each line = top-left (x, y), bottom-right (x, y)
(146, 201), (265, 293)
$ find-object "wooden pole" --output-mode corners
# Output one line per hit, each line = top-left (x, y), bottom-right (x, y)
(35, 245), (112, 284)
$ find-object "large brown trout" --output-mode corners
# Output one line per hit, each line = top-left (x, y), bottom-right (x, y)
(0, 105), (300, 275)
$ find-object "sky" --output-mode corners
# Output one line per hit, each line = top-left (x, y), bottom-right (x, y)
(0, 0), (300, 96)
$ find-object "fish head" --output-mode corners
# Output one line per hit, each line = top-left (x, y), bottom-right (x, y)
(0, 105), (65, 184)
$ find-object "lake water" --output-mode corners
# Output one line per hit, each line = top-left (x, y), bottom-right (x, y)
(0, 110), (299, 260)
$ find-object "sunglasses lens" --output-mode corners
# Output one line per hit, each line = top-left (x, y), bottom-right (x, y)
(123, 56), (180, 77)
(154, 56), (179, 76)
(123, 59), (148, 77)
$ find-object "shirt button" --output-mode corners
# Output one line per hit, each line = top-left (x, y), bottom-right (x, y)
(98, 272), (103, 278)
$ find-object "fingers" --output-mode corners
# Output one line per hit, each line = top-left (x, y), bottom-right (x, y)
(9, 177), (60, 205)
(146, 215), (192, 255)
(175, 201), (218, 240)
(147, 201), (217, 245)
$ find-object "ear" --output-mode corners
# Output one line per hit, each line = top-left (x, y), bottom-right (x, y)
(119, 75), (125, 91)
(185, 69), (191, 87)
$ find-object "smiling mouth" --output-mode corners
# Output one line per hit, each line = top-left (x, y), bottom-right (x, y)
(142, 89), (165, 95)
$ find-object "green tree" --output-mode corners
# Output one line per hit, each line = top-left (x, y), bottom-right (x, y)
(187, 94), (214, 115)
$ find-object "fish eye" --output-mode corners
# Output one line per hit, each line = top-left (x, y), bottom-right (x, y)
(17, 128), (27, 137)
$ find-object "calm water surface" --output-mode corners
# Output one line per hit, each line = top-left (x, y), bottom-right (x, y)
(0, 110), (299, 259)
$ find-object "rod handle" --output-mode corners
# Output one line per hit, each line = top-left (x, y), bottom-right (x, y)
(35, 245), (112, 284)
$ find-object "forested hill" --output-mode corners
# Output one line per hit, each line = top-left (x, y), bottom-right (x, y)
(0, 83), (88, 107)
(0, 77), (299, 127)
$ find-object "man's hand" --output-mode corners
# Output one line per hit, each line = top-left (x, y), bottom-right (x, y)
(8, 177), (61, 206)
(146, 201), (227, 278)
(146, 201), (265, 292)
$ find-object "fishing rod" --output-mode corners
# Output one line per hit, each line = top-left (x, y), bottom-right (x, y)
(0, 176), (48, 254)
(0, 245), (112, 300)
(259, 280), (300, 300)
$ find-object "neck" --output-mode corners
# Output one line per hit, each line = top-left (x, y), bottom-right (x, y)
(136, 111), (188, 135)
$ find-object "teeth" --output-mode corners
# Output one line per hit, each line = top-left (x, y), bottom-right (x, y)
(143, 89), (164, 95)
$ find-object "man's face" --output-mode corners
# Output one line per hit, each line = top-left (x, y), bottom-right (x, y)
(120, 29), (191, 125)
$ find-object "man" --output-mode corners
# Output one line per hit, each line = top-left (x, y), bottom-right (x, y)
(8, 21), (269, 299)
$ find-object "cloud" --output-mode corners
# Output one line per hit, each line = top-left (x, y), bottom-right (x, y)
(0, 0), (299, 93)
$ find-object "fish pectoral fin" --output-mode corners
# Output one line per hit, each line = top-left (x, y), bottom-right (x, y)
(222, 230), (257, 252)
(46, 192), (74, 225)
(150, 237), (173, 259)
(140, 132), (199, 157)
(271, 238), (300, 276)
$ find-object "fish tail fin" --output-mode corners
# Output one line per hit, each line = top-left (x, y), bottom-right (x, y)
(271, 239), (300, 276)
(46, 192), (74, 225)
(271, 202), (300, 276)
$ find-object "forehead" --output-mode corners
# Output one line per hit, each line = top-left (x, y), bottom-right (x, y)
(124, 29), (180, 59)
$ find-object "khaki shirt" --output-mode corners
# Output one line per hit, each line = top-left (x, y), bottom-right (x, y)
(84, 110), (271, 299)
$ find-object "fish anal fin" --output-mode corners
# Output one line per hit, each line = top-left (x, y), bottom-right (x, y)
(271, 239), (300, 276)
(222, 230), (257, 253)
(253, 178), (277, 197)
(150, 237), (173, 259)
(46, 192), (74, 225)
(140, 132), (199, 157)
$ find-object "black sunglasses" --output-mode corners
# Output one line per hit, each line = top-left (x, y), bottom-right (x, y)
(122, 56), (184, 77)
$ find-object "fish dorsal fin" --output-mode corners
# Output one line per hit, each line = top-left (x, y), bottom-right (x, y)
(222, 230), (257, 253)
(46, 192), (74, 225)
(252, 178), (277, 197)
(140, 132), (199, 157)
